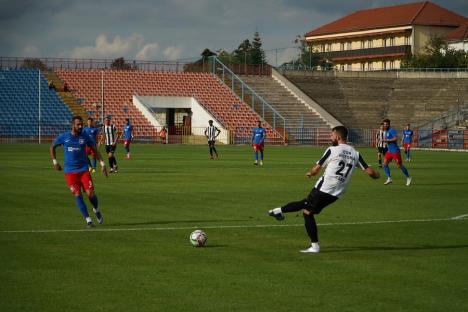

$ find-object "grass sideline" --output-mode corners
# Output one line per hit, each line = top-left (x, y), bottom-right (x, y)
(0, 144), (467, 312)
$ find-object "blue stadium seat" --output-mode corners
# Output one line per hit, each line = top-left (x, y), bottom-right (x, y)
(0, 69), (73, 137)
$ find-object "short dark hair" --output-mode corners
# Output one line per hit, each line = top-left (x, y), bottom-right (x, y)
(72, 116), (83, 122)
(383, 118), (391, 124)
(87, 117), (93, 121)
(208, 120), (213, 123)
(332, 125), (348, 139)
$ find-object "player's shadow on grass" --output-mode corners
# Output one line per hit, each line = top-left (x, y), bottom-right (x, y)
(324, 244), (468, 253)
(110, 219), (251, 226)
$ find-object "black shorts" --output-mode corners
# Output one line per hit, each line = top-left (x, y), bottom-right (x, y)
(304, 188), (338, 215)
(377, 146), (388, 155)
(105, 145), (117, 154)
(208, 140), (216, 147)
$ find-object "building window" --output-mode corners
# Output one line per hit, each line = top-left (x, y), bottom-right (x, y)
(347, 42), (352, 50)
(368, 40), (373, 48)
(361, 63), (365, 71)
(340, 64), (345, 71)
(326, 43), (331, 52)
(360, 41), (365, 49)
(383, 61), (387, 70)
(340, 42), (344, 51)
(390, 61), (395, 69)
(368, 62), (373, 70)
(383, 38), (387, 47)
(404, 36), (410, 45)
(347, 64), (352, 71)
(390, 37), (395, 46)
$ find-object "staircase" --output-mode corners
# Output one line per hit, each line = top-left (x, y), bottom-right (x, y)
(238, 75), (329, 129)
(43, 71), (88, 119)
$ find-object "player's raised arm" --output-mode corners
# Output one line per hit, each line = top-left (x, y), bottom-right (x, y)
(306, 164), (321, 178)
(49, 143), (62, 171)
(358, 153), (380, 179)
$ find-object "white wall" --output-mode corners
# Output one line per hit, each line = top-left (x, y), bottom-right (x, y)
(133, 95), (229, 144)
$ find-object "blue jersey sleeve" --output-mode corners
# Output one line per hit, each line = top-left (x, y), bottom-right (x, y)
(53, 133), (66, 146)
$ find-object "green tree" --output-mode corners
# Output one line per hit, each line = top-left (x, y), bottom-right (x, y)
(402, 35), (468, 68)
(22, 58), (48, 71)
(110, 57), (133, 70)
(232, 39), (253, 64)
(251, 31), (266, 64)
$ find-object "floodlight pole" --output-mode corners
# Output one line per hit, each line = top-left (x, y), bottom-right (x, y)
(101, 70), (104, 122)
(38, 69), (41, 144)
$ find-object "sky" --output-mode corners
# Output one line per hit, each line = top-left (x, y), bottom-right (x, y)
(1, 0), (467, 65)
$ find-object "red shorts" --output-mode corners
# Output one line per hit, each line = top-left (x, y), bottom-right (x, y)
(403, 143), (411, 150)
(384, 151), (403, 165)
(124, 139), (131, 146)
(85, 146), (94, 156)
(64, 171), (94, 194)
(252, 143), (264, 151)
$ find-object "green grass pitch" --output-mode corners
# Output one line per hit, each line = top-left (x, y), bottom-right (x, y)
(0, 144), (467, 312)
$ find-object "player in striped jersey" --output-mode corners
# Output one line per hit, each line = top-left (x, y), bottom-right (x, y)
(204, 120), (220, 159)
(268, 126), (380, 253)
(376, 122), (387, 168)
(100, 116), (121, 173)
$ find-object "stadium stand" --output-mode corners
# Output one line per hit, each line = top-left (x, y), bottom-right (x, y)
(55, 70), (282, 141)
(283, 71), (468, 129)
(0, 68), (72, 137)
(238, 75), (330, 129)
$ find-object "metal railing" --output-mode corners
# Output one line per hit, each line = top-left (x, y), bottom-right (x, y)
(209, 57), (286, 136)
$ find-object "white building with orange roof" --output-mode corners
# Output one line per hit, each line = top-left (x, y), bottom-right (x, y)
(305, 1), (468, 71)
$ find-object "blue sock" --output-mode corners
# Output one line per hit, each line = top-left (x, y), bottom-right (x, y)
(260, 151), (264, 161)
(75, 195), (89, 218)
(92, 158), (97, 169)
(88, 195), (98, 210)
(384, 164), (391, 178)
(400, 165), (410, 177)
(254, 151), (258, 161)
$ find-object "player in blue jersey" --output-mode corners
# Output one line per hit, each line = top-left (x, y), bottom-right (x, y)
(123, 118), (134, 159)
(401, 123), (414, 162)
(50, 116), (108, 228)
(252, 120), (266, 166)
(83, 117), (100, 172)
(382, 119), (412, 186)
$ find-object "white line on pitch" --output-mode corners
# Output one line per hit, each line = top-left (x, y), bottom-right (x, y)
(452, 213), (468, 220)
(0, 217), (465, 234)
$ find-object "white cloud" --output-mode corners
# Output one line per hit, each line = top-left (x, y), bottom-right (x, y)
(136, 43), (160, 60)
(22, 45), (39, 57)
(162, 46), (182, 61)
(61, 33), (184, 61)
(65, 33), (144, 59)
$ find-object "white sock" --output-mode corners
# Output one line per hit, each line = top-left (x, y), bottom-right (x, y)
(93, 208), (100, 213)
(311, 242), (320, 248)
(86, 217), (92, 223)
(273, 207), (282, 215)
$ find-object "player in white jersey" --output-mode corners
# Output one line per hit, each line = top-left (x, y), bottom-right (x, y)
(268, 126), (380, 253)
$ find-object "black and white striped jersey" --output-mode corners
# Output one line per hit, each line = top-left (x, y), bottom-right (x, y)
(102, 124), (118, 145)
(376, 130), (387, 148)
(205, 125), (219, 141)
(314, 144), (369, 197)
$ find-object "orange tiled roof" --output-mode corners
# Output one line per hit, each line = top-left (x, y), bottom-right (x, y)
(445, 23), (468, 42)
(306, 1), (467, 37)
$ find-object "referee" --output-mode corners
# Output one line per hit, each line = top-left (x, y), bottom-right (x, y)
(100, 116), (121, 173)
(376, 122), (387, 168)
(204, 120), (220, 159)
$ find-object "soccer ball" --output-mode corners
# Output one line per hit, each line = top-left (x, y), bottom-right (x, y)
(189, 230), (207, 247)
